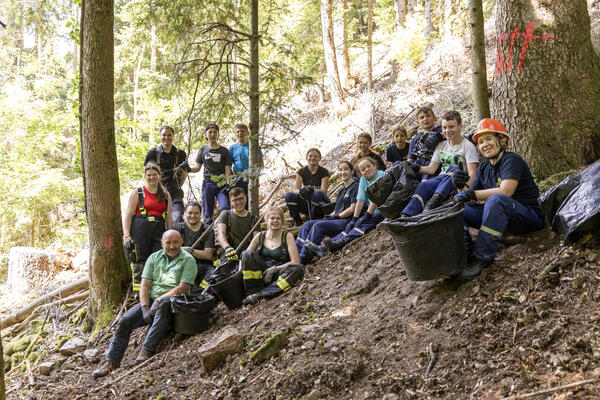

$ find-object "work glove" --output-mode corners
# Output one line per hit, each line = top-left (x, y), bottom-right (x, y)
(183, 247), (194, 255)
(453, 189), (477, 204)
(344, 217), (358, 233)
(176, 161), (191, 173)
(357, 212), (373, 225)
(409, 162), (421, 174)
(224, 247), (238, 261)
(141, 305), (153, 324)
(299, 186), (314, 201)
(123, 236), (133, 249)
(452, 170), (470, 190)
(325, 214), (339, 220)
(263, 266), (278, 284)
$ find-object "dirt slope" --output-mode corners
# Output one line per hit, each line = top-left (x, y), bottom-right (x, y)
(9, 224), (600, 400)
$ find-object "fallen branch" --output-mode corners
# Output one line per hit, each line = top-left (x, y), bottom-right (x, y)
(500, 376), (599, 400)
(0, 277), (88, 330)
(424, 342), (438, 377)
(42, 290), (89, 311)
(536, 250), (569, 281)
(259, 174), (294, 209)
(107, 289), (130, 331)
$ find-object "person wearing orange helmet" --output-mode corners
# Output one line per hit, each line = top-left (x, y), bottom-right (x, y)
(452, 118), (544, 281)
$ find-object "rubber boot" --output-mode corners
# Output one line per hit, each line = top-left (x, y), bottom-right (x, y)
(458, 258), (493, 282)
(304, 242), (328, 258)
(92, 361), (119, 379)
(242, 292), (263, 305)
(323, 236), (351, 253)
(424, 193), (444, 211)
(134, 348), (154, 365)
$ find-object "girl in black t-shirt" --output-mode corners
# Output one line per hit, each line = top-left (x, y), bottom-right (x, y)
(351, 133), (386, 174)
(284, 148), (331, 226)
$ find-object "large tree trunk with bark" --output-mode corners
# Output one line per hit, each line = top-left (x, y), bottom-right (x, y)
(394, 0), (407, 29)
(492, 0), (600, 178)
(320, 0), (344, 104)
(248, 0), (260, 216)
(80, 0), (130, 325)
(333, 0), (349, 87)
(469, 0), (490, 121)
(424, 0), (434, 38)
(0, 335), (4, 400)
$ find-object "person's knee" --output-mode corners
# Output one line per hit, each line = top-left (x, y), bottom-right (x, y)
(486, 194), (511, 212)
(284, 192), (297, 202)
(241, 249), (260, 266)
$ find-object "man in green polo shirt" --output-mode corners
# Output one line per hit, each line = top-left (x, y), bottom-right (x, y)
(92, 230), (197, 379)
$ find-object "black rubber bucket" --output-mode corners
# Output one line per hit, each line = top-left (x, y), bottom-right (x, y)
(378, 202), (467, 281)
(207, 270), (245, 310)
(170, 293), (216, 335)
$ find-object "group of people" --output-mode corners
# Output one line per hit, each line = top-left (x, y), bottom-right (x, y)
(93, 106), (545, 378)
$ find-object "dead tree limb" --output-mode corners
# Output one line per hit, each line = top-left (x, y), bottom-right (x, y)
(0, 277), (88, 330)
(259, 174), (295, 209)
(500, 376), (599, 400)
(424, 342), (438, 377)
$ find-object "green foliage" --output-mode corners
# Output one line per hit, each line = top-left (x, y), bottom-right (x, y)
(392, 13), (427, 68)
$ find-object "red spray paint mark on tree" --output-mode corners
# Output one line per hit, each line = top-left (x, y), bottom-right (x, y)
(104, 235), (115, 258)
(494, 22), (555, 80)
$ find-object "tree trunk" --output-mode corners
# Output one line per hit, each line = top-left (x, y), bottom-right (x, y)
(443, 0), (452, 38)
(341, 0), (352, 82)
(333, 0), (348, 87)
(80, 0), (130, 324)
(394, 0), (407, 29)
(0, 334), (4, 400)
(468, 0), (490, 121)
(492, 0), (600, 178)
(367, 0), (373, 92)
(425, 0), (433, 38)
(248, 0), (260, 216)
(319, 0), (344, 104)
(133, 42), (146, 138)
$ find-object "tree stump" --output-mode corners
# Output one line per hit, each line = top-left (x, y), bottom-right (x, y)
(7, 247), (56, 295)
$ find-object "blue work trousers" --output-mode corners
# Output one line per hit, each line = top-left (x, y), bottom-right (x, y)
(402, 165), (459, 216)
(202, 180), (230, 224)
(170, 190), (185, 225)
(106, 298), (174, 363)
(331, 213), (385, 243)
(284, 190), (330, 220)
(296, 218), (350, 258)
(464, 194), (544, 261)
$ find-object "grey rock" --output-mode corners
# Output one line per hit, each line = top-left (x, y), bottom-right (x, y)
(197, 326), (244, 372)
(83, 348), (100, 362)
(303, 340), (316, 349)
(59, 338), (86, 356)
(300, 324), (320, 334)
(382, 394), (400, 400)
(38, 361), (55, 376)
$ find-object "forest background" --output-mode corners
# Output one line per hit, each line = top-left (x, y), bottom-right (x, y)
(0, 0), (599, 280)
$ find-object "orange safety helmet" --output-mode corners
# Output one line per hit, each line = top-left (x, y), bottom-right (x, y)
(473, 118), (510, 144)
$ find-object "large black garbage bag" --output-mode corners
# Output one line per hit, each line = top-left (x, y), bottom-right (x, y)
(204, 260), (245, 310)
(378, 202), (466, 281)
(170, 293), (217, 335)
(365, 161), (419, 219)
(539, 160), (600, 242)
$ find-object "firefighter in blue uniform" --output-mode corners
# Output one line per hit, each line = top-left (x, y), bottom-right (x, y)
(453, 118), (544, 281)
(298, 160), (359, 263)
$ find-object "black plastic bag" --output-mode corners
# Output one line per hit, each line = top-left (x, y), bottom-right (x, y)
(365, 161), (419, 219)
(539, 160), (600, 242)
(204, 259), (238, 286)
(378, 202), (466, 281)
(170, 292), (217, 314)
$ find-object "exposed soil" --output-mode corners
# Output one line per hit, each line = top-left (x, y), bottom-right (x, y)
(6, 224), (600, 400)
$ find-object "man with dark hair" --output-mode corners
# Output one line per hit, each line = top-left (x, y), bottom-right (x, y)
(401, 110), (479, 216)
(216, 187), (259, 261)
(144, 126), (189, 224)
(174, 201), (215, 290)
(92, 230), (196, 379)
